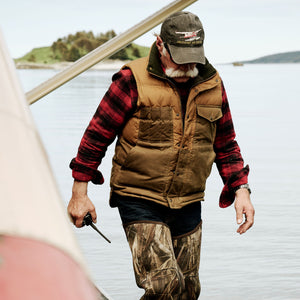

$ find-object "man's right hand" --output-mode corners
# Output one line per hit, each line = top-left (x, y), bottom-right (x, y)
(67, 180), (97, 228)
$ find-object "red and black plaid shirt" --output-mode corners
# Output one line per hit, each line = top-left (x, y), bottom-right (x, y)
(70, 68), (249, 208)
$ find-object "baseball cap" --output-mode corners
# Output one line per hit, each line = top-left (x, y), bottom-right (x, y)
(160, 11), (205, 64)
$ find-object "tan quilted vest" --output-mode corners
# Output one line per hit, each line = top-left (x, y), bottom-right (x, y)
(110, 56), (222, 209)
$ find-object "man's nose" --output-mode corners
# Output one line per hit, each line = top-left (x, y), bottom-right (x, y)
(179, 63), (196, 71)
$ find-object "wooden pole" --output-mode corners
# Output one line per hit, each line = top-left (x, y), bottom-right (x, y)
(26, 0), (198, 104)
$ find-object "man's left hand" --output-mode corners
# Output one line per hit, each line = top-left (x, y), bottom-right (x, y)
(234, 189), (255, 234)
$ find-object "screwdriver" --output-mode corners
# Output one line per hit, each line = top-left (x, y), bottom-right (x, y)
(82, 212), (111, 243)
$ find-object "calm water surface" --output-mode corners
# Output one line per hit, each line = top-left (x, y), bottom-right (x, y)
(18, 63), (300, 300)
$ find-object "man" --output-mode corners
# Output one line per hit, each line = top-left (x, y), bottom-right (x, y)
(68, 11), (255, 299)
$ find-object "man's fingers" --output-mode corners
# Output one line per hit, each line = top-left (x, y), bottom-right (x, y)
(235, 205), (244, 225)
(90, 210), (97, 223)
(72, 209), (97, 228)
(67, 204), (85, 227)
(71, 209), (97, 228)
(75, 216), (85, 228)
(236, 207), (255, 234)
(237, 219), (253, 234)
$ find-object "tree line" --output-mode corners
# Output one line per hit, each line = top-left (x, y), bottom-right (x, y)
(50, 30), (142, 62)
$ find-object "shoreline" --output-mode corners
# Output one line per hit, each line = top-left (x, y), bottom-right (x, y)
(15, 59), (131, 70)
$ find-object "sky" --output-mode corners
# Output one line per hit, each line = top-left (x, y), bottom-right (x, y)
(0, 0), (299, 64)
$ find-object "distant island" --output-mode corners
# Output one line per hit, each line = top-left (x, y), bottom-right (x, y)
(14, 31), (299, 68)
(233, 50), (300, 65)
(15, 30), (150, 69)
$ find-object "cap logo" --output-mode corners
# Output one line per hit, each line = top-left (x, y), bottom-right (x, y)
(175, 29), (202, 42)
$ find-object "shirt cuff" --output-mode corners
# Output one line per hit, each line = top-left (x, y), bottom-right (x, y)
(69, 158), (104, 185)
(219, 165), (249, 208)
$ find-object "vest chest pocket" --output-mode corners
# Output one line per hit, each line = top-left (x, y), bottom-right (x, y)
(138, 107), (173, 144)
(194, 105), (223, 143)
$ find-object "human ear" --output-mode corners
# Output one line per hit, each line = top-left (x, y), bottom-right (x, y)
(156, 36), (164, 52)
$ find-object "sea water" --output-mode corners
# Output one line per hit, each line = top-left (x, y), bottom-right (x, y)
(18, 63), (300, 300)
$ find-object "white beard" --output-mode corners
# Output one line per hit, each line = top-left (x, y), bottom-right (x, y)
(165, 66), (199, 78)
(162, 44), (199, 78)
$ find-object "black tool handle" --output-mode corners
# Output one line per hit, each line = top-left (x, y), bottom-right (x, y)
(83, 212), (93, 226)
(82, 212), (111, 243)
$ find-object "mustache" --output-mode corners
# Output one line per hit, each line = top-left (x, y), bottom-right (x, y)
(165, 66), (199, 78)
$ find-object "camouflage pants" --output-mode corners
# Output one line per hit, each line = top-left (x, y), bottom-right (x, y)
(124, 222), (202, 300)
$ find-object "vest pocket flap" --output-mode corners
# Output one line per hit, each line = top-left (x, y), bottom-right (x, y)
(196, 106), (223, 122)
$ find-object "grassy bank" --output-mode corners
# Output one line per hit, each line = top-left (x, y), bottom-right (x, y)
(15, 43), (150, 65)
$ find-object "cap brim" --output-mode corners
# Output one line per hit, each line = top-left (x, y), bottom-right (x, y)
(168, 44), (205, 65)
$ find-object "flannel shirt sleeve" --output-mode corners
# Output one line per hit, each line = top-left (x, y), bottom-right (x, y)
(214, 81), (249, 208)
(70, 68), (138, 184)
